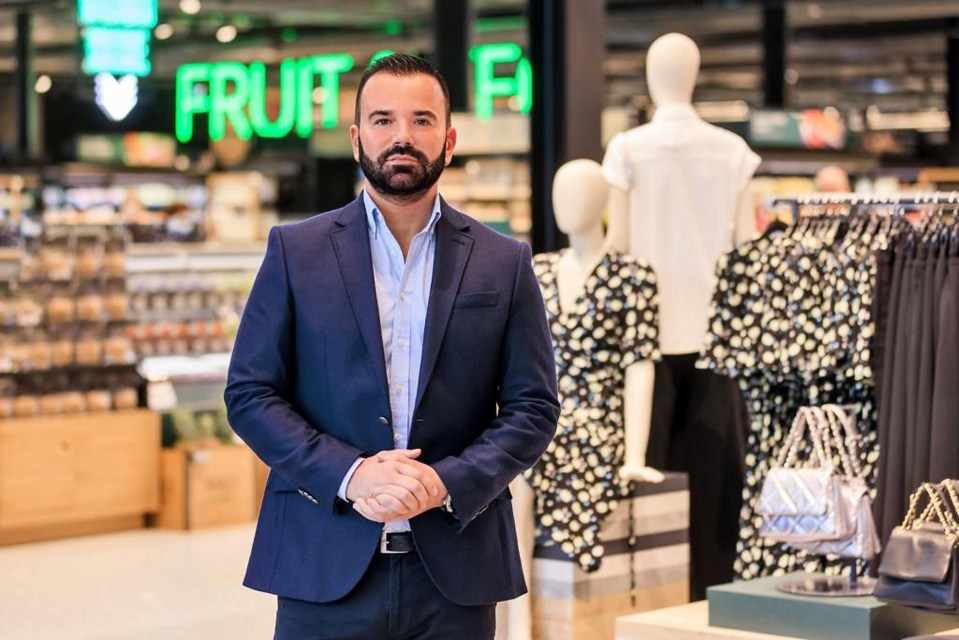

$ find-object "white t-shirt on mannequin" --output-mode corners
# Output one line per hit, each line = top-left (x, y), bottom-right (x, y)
(602, 105), (760, 354)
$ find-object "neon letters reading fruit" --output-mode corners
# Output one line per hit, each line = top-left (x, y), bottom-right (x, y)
(175, 44), (532, 143)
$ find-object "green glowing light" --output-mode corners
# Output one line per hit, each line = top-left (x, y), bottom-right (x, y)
(173, 45), (531, 141)
(384, 20), (402, 36)
(249, 60), (297, 138)
(210, 62), (253, 141)
(176, 63), (212, 143)
(297, 54), (354, 134)
(369, 50), (395, 67)
(470, 43), (532, 120)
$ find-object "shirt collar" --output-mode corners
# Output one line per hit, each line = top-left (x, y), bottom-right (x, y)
(651, 103), (699, 122)
(362, 189), (442, 238)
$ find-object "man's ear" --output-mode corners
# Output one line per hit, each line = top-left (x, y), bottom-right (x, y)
(349, 124), (360, 162)
(444, 126), (457, 165)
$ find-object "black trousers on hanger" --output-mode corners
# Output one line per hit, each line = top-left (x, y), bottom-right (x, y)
(646, 353), (747, 601)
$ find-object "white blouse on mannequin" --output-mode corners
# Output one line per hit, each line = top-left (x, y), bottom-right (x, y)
(602, 33), (760, 355)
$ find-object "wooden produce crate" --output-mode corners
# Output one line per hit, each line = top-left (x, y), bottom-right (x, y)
(157, 443), (257, 530)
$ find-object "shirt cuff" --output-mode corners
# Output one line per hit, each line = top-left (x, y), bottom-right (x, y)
(337, 457), (364, 502)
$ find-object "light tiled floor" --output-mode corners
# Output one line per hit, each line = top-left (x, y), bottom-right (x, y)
(0, 524), (277, 640)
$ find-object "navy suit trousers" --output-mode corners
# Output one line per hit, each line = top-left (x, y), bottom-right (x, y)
(274, 551), (495, 640)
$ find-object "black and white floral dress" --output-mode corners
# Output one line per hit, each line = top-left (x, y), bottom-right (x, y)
(698, 217), (902, 580)
(526, 250), (660, 571)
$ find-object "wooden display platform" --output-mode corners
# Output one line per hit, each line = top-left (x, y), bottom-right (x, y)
(0, 410), (161, 545)
(529, 472), (690, 640)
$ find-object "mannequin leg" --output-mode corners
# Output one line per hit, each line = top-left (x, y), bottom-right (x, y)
(498, 476), (535, 640)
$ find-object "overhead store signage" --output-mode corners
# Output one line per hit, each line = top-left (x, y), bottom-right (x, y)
(470, 43), (531, 120)
(78, 0), (157, 76)
(78, 0), (157, 123)
(750, 109), (846, 150)
(175, 44), (533, 143)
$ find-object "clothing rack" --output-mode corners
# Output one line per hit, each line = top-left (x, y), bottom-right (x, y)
(769, 191), (959, 221)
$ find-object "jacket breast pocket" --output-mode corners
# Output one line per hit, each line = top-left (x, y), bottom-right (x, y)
(453, 291), (499, 309)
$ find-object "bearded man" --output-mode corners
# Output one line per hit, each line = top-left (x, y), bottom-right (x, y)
(225, 54), (559, 640)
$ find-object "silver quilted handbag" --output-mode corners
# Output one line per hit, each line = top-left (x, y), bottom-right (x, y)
(757, 406), (851, 544)
(788, 406), (881, 559)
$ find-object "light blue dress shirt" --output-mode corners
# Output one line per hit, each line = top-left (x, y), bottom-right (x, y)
(336, 190), (441, 533)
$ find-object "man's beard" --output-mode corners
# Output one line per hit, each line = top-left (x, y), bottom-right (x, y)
(359, 139), (446, 200)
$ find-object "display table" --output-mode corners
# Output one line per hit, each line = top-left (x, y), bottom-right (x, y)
(531, 472), (690, 640)
(616, 601), (959, 640)
(616, 601), (800, 639)
(708, 573), (959, 640)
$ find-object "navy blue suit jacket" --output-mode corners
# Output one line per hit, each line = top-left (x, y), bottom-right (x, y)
(224, 195), (559, 606)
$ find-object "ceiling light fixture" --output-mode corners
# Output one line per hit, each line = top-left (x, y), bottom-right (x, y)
(155, 23), (173, 40)
(34, 74), (52, 94)
(180, 0), (201, 15)
(216, 24), (237, 43)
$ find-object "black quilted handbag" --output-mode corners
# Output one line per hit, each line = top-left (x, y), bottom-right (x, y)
(874, 481), (959, 612)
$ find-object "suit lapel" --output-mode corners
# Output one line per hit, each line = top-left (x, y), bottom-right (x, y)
(415, 201), (473, 412)
(330, 198), (390, 403)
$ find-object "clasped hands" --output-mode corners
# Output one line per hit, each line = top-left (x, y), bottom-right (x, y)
(345, 449), (447, 523)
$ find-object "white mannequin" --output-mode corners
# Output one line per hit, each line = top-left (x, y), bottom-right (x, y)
(500, 159), (662, 640)
(601, 32), (760, 601)
(607, 32), (754, 261)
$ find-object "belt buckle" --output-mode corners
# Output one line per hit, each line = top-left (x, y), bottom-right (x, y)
(380, 530), (408, 554)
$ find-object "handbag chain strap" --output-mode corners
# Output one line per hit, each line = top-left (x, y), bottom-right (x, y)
(777, 405), (863, 477)
(937, 480), (959, 540)
(903, 481), (959, 541)
(778, 407), (831, 469)
(820, 404), (864, 479)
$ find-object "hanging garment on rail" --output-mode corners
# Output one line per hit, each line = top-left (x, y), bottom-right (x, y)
(874, 219), (959, 549)
(699, 212), (907, 580)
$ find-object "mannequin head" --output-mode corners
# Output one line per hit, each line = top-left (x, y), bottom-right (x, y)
(646, 33), (700, 107)
(552, 159), (609, 236)
(814, 165), (851, 193)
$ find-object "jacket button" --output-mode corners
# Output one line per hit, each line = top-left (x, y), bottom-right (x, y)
(379, 416), (390, 426)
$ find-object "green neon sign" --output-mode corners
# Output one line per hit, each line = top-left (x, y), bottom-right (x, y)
(470, 43), (531, 120)
(174, 44), (532, 142)
(176, 54), (355, 143)
(297, 54), (354, 136)
(249, 60), (297, 138)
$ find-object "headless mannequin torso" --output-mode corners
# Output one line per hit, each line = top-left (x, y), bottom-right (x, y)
(501, 160), (662, 640)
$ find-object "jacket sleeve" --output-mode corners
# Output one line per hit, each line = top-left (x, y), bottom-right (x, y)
(224, 226), (362, 512)
(432, 241), (560, 529)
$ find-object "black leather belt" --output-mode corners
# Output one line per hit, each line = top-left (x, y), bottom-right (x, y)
(379, 531), (415, 554)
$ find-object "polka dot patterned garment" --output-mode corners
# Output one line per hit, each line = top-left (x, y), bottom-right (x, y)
(698, 215), (903, 581)
(526, 250), (660, 572)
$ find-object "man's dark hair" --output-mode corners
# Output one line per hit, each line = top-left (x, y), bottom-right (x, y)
(354, 54), (451, 127)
